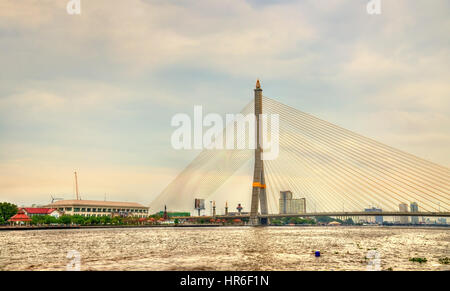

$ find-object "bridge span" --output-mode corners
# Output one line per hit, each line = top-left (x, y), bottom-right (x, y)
(173, 211), (450, 220)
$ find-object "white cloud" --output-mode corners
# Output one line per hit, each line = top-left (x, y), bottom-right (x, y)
(1, 0), (449, 206)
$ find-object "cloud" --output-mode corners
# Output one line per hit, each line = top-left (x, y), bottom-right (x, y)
(0, 0), (449, 207)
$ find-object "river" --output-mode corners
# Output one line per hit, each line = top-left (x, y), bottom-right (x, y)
(0, 226), (448, 271)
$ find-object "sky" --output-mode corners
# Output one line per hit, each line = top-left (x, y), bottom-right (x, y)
(0, 0), (449, 208)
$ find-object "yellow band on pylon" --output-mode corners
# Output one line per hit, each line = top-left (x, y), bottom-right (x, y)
(252, 182), (266, 188)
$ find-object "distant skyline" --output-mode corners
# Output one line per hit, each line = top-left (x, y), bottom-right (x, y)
(1, 0), (449, 207)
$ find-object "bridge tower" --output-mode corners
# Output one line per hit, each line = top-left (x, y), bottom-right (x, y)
(250, 80), (269, 225)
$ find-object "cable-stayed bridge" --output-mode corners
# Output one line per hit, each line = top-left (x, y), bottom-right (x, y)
(150, 82), (450, 224)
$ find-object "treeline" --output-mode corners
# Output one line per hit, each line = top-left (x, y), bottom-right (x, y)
(316, 216), (356, 225)
(270, 216), (356, 225)
(30, 215), (151, 226)
(270, 217), (317, 225)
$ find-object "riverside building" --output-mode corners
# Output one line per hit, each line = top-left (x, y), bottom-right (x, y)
(46, 200), (149, 218)
(279, 191), (306, 214)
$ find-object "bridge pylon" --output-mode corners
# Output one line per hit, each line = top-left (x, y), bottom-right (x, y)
(250, 80), (269, 225)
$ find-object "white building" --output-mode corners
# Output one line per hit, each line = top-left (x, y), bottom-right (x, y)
(279, 191), (306, 214)
(398, 203), (409, 224)
(21, 208), (62, 219)
(46, 200), (149, 218)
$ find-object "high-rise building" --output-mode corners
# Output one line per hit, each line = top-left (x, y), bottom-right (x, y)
(279, 191), (292, 214)
(410, 202), (419, 224)
(398, 203), (409, 224)
(364, 207), (383, 224)
(291, 198), (306, 214)
(279, 191), (306, 214)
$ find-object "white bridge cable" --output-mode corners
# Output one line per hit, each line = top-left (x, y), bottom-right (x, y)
(263, 101), (449, 211)
(264, 127), (369, 212)
(150, 97), (450, 213)
(277, 125), (421, 211)
(263, 99), (450, 204)
(265, 148), (363, 212)
(150, 102), (254, 212)
(264, 97), (450, 186)
(271, 134), (379, 211)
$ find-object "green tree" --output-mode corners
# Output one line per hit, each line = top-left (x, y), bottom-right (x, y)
(344, 218), (355, 225)
(31, 215), (45, 225)
(0, 216), (5, 225)
(0, 202), (18, 222)
(59, 215), (73, 225)
(270, 219), (282, 225)
(87, 216), (100, 225)
(112, 216), (123, 225)
(44, 215), (58, 224)
(99, 215), (112, 225)
(71, 215), (86, 225)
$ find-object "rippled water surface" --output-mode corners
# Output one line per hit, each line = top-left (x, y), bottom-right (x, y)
(0, 226), (449, 270)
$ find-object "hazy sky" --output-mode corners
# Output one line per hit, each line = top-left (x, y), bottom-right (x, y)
(1, 0), (449, 207)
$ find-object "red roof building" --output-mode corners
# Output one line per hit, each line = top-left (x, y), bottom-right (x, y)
(8, 209), (32, 224)
(21, 208), (61, 218)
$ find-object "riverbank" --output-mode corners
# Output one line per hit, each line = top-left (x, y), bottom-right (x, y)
(0, 224), (227, 231)
(1, 224), (448, 231)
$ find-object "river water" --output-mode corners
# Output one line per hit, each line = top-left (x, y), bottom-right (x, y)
(0, 226), (448, 271)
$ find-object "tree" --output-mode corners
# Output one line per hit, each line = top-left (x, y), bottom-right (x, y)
(270, 219), (282, 225)
(112, 216), (123, 225)
(59, 215), (73, 225)
(0, 202), (18, 222)
(71, 215), (86, 225)
(0, 216), (5, 225)
(87, 216), (100, 225)
(343, 218), (355, 225)
(99, 215), (111, 225)
(31, 215), (46, 225)
(44, 215), (58, 224)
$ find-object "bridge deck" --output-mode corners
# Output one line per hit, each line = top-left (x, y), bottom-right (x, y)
(171, 211), (450, 220)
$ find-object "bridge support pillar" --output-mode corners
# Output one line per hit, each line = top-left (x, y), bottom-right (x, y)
(250, 80), (269, 226)
(249, 216), (269, 226)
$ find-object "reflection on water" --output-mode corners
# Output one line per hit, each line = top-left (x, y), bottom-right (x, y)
(0, 226), (449, 270)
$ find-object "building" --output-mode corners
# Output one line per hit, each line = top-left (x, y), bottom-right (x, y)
(21, 208), (61, 219)
(364, 207), (383, 224)
(46, 200), (149, 218)
(8, 209), (32, 225)
(398, 203), (409, 224)
(279, 191), (293, 214)
(437, 218), (447, 225)
(279, 191), (306, 214)
(410, 202), (419, 224)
